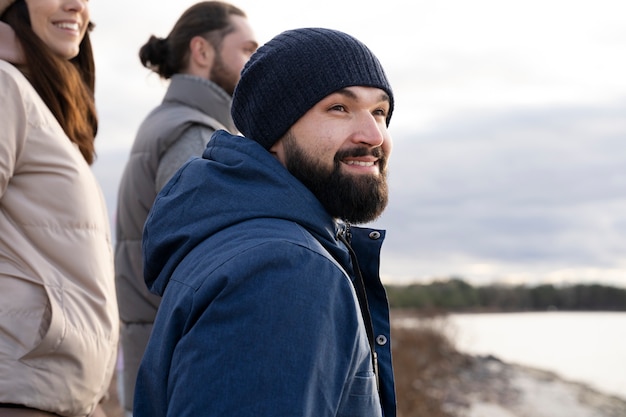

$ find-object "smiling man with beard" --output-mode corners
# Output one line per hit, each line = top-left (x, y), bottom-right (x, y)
(281, 122), (390, 224)
(134, 27), (397, 417)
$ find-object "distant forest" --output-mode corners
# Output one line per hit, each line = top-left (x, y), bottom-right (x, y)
(385, 279), (626, 312)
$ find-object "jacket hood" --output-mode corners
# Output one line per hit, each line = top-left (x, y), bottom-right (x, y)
(142, 130), (343, 295)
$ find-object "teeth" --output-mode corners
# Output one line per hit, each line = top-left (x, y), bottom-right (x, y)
(56, 22), (79, 31)
(346, 160), (374, 167)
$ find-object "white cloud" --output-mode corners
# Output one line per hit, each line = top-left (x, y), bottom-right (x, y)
(369, 101), (626, 286)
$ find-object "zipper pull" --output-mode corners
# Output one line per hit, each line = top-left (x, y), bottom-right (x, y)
(373, 351), (379, 392)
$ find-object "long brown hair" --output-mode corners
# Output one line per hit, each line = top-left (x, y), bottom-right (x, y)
(2, 0), (98, 164)
(139, 1), (246, 79)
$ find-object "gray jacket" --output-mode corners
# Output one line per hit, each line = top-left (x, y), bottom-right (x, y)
(114, 74), (235, 412)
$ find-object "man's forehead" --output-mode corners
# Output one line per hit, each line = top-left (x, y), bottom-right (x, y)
(325, 87), (390, 102)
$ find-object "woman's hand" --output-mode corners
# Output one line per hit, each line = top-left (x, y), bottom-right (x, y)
(0, 22), (24, 64)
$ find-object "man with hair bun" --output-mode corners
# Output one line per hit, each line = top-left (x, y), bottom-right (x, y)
(115, 2), (257, 415)
(135, 27), (397, 417)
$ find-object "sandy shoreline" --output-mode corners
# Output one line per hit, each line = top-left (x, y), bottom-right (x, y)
(390, 311), (626, 417)
(444, 354), (626, 417)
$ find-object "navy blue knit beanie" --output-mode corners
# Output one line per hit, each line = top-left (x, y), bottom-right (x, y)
(231, 27), (394, 149)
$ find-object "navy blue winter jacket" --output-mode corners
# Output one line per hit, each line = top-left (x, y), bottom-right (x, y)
(134, 130), (396, 417)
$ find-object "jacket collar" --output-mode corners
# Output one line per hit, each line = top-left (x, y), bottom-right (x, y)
(163, 74), (236, 132)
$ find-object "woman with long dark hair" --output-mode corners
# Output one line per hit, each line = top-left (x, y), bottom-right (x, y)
(0, 1), (118, 416)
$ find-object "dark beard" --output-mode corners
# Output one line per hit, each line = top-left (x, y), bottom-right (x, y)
(283, 132), (389, 224)
(210, 52), (238, 96)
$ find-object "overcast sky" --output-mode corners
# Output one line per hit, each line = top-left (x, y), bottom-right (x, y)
(89, 0), (626, 288)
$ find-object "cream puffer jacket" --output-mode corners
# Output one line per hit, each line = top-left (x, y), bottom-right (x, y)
(0, 60), (119, 417)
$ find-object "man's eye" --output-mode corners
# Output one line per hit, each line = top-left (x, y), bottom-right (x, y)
(330, 105), (346, 112)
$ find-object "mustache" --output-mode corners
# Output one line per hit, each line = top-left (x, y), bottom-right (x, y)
(335, 146), (384, 160)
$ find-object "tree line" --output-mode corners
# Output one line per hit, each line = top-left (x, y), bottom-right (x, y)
(385, 278), (626, 312)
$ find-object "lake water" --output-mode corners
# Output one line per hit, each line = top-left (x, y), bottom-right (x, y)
(423, 312), (626, 400)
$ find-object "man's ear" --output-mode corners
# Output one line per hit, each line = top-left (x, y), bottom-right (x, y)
(188, 36), (215, 70)
(269, 137), (286, 166)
